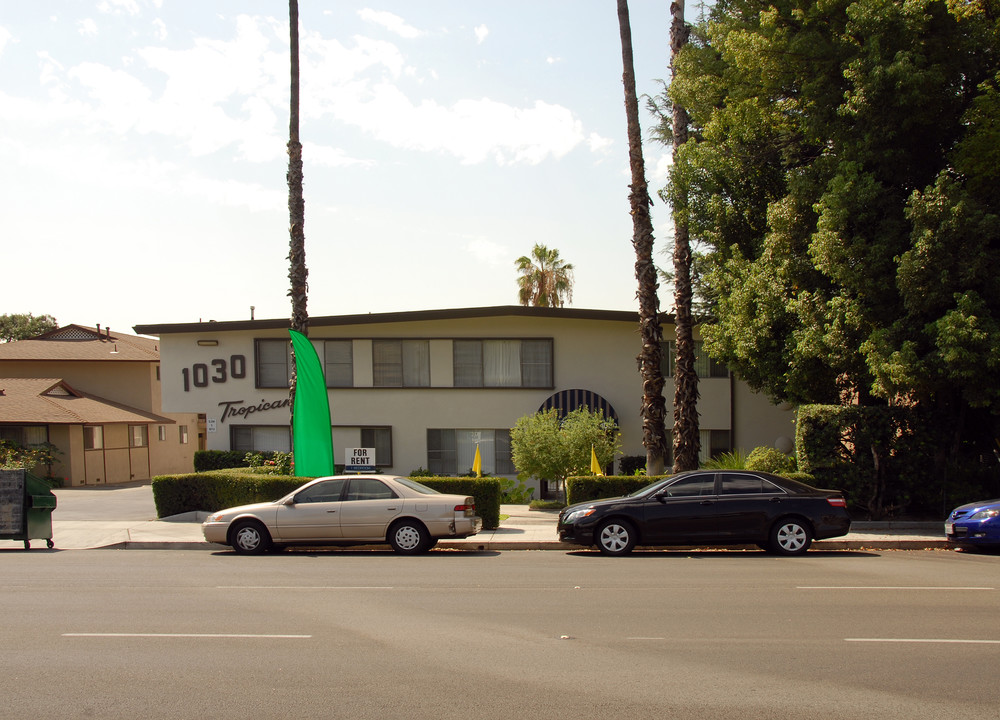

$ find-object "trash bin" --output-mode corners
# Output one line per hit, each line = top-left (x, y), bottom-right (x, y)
(0, 469), (57, 549)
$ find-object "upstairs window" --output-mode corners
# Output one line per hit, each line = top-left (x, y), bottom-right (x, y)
(256, 339), (291, 388)
(373, 340), (430, 387)
(661, 341), (728, 379)
(324, 340), (354, 387)
(453, 339), (553, 388)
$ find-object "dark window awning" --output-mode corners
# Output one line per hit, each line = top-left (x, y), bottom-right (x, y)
(538, 389), (618, 424)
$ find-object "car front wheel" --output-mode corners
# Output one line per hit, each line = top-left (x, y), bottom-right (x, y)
(768, 518), (812, 555)
(231, 520), (271, 555)
(388, 520), (431, 554)
(595, 519), (637, 556)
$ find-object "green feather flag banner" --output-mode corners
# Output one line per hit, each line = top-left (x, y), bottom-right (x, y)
(289, 329), (334, 477)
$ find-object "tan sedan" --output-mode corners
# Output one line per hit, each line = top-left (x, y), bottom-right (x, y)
(202, 475), (482, 554)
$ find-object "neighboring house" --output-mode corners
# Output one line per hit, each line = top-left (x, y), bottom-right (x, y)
(135, 306), (795, 497)
(0, 325), (202, 485)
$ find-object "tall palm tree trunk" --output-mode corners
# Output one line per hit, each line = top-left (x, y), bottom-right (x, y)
(287, 0), (308, 415)
(617, 0), (668, 475)
(669, 0), (700, 471)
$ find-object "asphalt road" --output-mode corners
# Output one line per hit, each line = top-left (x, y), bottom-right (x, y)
(3, 549), (998, 719)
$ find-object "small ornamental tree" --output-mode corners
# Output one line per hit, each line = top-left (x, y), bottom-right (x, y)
(510, 407), (622, 499)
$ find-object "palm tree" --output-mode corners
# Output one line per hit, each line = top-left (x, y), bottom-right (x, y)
(617, 0), (668, 476)
(287, 0), (308, 412)
(515, 244), (575, 307)
(668, 0), (700, 472)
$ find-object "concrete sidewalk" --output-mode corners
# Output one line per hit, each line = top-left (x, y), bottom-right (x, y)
(1, 482), (950, 552)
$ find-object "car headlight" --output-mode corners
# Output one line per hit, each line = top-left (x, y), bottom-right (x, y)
(563, 507), (596, 524)
(206, 512), (228, 523)
(969, 509), (1000, 521)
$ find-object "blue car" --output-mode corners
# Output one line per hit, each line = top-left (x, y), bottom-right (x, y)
(946, 499), (1000, 549)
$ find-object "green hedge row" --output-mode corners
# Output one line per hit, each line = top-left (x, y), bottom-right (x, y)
(151, 472), (502, 530)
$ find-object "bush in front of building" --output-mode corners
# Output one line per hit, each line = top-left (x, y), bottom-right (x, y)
(151, 472), (503, 531)
(566, 475), (667, 505)
(151, 472), (307, 518)
(745, 446), (797, 474)
(419, 476), (501, 530)
(193, 450), (250, 472)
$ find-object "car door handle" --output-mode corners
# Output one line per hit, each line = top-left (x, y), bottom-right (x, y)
(700, 500), (714, 505)
(326, 510), (337, 513)
(386, 507), (398, 511)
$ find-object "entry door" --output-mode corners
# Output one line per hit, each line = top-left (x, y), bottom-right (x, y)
(274, 478), (345, 541)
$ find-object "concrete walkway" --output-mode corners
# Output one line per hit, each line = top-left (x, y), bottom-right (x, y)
(1, 482), (949, 552)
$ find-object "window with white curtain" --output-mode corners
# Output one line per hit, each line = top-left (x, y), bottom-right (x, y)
(427, 429), (515, 475)
(373, 340), (430, 387)
(453, 339), (553, 388)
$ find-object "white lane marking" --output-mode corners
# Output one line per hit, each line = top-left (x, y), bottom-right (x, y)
(846, 638), (1000, 645)
(63, 633), (311, 639)
(216, 586), (393, 590)
(798, 586), (993, 590)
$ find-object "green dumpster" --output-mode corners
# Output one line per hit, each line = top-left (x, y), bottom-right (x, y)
(0, 469), (57, 549)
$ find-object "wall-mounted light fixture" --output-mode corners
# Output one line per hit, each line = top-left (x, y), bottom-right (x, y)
(197, 340), (219, 347)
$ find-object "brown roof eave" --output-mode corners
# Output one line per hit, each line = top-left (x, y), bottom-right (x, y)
(134, 305), (676, 335)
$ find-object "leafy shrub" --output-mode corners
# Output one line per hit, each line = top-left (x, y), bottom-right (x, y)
(499, 477), (535, 504)
(701, 450), (747, 470)
(745, 446), (797, 474)
(618, 456), (646, 476)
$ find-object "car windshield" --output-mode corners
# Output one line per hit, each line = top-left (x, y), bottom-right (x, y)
(392, 476), (441, 495)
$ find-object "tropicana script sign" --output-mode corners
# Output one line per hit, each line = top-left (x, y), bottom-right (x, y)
(218, 398), (290, 423)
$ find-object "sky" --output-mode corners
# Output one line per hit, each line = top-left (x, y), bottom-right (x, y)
(1, 1), (684, 335)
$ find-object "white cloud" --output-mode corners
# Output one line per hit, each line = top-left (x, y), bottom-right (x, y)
(357, 9), (423, 39)
(0, 26), (12, 56)
(474, 24), (489, 44)
(546, 56), (561, 64)
(78, 18), (98, 36)
(152, 18), (167, 41)
(587, 132), (614, 154)
(98, 0), (141, 15)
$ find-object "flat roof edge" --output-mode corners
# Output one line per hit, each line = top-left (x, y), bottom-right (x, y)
(134, 306), (671, 335)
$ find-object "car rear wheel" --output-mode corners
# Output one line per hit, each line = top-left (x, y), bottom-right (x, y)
(595, 519), (637, 556)
(768, 518), (812, 555)
(388, 520), (431, 554)
(231, 520), (271, 555)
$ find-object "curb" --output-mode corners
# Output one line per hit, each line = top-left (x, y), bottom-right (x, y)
(77, 539), (952, 552)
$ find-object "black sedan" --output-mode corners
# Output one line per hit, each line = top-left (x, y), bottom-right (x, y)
(557, 470), (851, 555)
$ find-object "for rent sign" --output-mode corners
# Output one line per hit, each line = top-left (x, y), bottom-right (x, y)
(345, 448), (376, 472)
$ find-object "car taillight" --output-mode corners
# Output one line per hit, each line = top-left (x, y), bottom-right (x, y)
(454, 502), (475, 517)
(826, 497), (847, 508)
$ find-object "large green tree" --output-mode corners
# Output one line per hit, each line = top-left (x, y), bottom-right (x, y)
(0, 313), (57, 342)
(510, 407), (621, 497)
(668, 0), (1000, 476)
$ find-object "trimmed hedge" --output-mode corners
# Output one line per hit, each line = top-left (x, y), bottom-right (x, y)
(565, 475), (668, 505)
(151, 472), (503, 530)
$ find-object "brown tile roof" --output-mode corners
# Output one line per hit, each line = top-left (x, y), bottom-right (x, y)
(0, 378), (173, 425)
(0, 325), (159, 362)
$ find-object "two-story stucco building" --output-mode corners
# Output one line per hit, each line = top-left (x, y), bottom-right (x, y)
(0, 324), (202, 485)
(134, 306), (794, 496)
